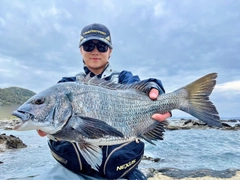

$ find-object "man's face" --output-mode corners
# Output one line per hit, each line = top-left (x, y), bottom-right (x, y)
(80, 40), (112, 75)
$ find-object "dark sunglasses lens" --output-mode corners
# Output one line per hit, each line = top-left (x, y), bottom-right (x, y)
(82, 42), (95, 52)
(82, 41), (108, 52)
(97, 42), (108, 52)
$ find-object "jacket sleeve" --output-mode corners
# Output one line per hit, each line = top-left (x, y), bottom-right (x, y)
(118, 71), (141, 84)
(119, 70), (165, 95)
(58, 76), (76, 83)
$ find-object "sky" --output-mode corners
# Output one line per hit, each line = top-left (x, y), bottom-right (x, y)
(0, 0), (239, 118)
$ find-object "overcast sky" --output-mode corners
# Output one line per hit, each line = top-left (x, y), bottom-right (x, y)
(0, 0), (239, 118)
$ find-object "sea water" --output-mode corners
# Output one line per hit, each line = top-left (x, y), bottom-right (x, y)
(141, 129), (240, 171)
(0, 128), (240, 179)
(0, 130), (55, 179)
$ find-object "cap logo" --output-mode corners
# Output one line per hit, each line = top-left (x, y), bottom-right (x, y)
(80, 36), (84, 41)
(83, 30), (106, 36)
(105, 36), (111, 42)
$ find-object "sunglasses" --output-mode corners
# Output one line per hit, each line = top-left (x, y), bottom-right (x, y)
(82, 41), (109, 53)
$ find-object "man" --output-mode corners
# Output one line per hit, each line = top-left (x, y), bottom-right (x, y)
(35, 23), (171, 180)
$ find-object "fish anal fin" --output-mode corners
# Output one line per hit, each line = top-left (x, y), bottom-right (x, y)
(141, 121), (167, 144)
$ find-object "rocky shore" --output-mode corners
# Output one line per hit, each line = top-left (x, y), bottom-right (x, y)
(0, 118), (21, 130)
(166, 118), (240, 131)
(144, 168), (240, 180)
(0, 133), (27, 152)
(141, 156), (240, 179)
(0, 118), (26, 152)
(1, 117), (240, 131)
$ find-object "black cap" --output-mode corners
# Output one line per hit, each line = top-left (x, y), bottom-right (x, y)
(79, 23), (113, 48)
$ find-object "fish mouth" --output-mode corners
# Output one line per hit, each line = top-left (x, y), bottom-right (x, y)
(12, 110), (34, 121)
(12, 111), (35, 131)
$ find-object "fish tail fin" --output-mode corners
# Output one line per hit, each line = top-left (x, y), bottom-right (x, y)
(176, 73), (222, 127)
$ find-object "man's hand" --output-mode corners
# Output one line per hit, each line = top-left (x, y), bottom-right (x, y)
(149, 88), (171, 122)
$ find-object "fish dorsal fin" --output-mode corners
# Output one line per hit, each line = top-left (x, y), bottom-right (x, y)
(140, 121), (168, 145)
(76, 73), (155, 93)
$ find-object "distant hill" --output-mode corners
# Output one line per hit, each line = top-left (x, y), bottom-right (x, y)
(0, 87), (35, 106)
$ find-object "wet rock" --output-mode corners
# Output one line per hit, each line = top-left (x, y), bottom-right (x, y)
(141, 168), (156, 178)
(226, 119), (240, 122)
(0, 133), (27, 152)
(166, 119), (207, 130)
(165, 119), (240, 130)
(222, 122), (232, 127)
(0, 119), (21, 130)
(235, 124), (240, 129)
(157, 168), (239, 179)
(142, 155), (161, 162)
(142, 168), (240, 179)
(4, 126), (14, 130)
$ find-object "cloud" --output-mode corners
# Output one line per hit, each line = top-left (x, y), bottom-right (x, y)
(215, 81), (240, 93)
(0, 0), (239, 117)
(154, 2), (167, 17)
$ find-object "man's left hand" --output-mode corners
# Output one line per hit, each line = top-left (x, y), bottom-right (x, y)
(149, 88), (171, 122)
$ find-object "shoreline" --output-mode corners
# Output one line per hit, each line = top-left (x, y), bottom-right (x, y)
(144, 168), (240, 180)
(1, 117), (240, 131)
(148, 171), (240, 180)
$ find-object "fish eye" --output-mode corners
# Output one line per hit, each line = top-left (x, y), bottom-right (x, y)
(34, 97), (45, 105)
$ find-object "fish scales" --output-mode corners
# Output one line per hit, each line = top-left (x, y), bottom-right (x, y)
(69, 85), (160, 139)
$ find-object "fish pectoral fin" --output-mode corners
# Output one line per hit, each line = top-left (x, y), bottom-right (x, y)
(140, 121), (168, 145)
(70, 115), (124, 139)
(76, 142), (102, 171)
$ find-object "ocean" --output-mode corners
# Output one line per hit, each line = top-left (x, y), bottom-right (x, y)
(0, 124), (240, 179)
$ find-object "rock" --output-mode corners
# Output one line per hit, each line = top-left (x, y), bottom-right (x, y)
(0, 119), (27, 153)
(156, 168), (239, 179)
(183, 119), (193, 125)
(142, 155), (161, 162)
(141, 168), (156, 178)
(141, 168), (240, 179)
(166, 119), (208, 130)
(166, 125), (191, 130)
(0, 118), (21, 129)
(165, 119), (240, 130)
(4, 126), (14, 130)
(233, 124), (240, 130)
(222, 122), (232, 128)
(0, 133), (27, 152)
(227, 119), (240, 122)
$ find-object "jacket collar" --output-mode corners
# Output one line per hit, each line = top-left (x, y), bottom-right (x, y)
(83, 63), (114, 79)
